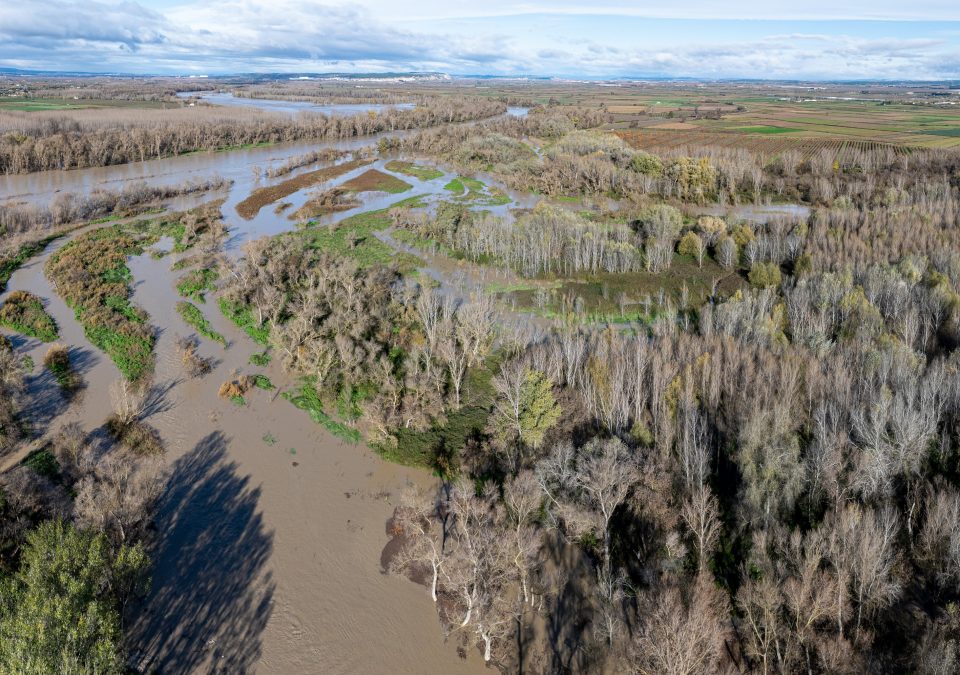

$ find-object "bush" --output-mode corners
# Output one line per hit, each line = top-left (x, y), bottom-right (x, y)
(43, 344), (82, 392)
(105, 416), (163, 455)
(176, 335), (213, 378)
(218, 376), (253, 399)
(249, 351), (271, 367)
(678, 231), (705, 259)
(749, 262), (783, 289)
(0, 291), (58, 342)
(637, 204), (682, 241)
(629, 151), (663, 177)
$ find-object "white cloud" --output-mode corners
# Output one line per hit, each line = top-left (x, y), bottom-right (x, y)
(358, 0), (960, 22)
(0, 0), (958, 78)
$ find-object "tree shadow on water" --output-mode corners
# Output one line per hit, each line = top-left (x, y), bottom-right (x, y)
(130, 431), (275, 674)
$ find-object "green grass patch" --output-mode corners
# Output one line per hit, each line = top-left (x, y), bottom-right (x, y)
(218, 297), (270, 345)
(231, 395), (246, 406)
(252, 374), (275, 391)
(45, 226), (155, 381)
(22, 448), (60, 480)
(737, 125), (800, 134)
(443, 176), (508, 205)
(0, 291), (58, 342)
(176, 267), (218, 302)
(303, 208), (397, 268)
(444, 177), (466, 196)
(283, 383), (362, 444)
(389, 194), (430, 209)
(177, 301), (227, 346)
(384, 160), (444, 181)
(249, 350), (272, 366)
(923, 128), (960, 138)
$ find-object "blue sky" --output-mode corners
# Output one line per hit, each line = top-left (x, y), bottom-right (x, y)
(1, 1), (959, 79)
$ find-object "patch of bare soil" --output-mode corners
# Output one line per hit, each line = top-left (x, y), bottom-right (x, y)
(235, 158), (372, 219)
(340, 169), (412, 194)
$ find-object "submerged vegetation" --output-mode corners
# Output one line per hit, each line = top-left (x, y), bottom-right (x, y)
(384, 160), (444, 181)
(44, 225), (155, 381)
(176, 267), (218, 302)
(176, 301), (226, 346)
(43, 344), (82, 392)
(0, 291), (58, 342)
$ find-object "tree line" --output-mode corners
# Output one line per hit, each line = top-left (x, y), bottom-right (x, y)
(0, 98), (505, 174)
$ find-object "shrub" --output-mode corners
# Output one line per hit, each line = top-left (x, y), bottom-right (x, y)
(43, 344), (82, 392)
(176, 335), (213, 378)
(629, 151), (663, 176)
(218, 376), (253, 399)
(104, 417), (163, 455)
(749, 262), (783, 289)
(0, 291), (58, 342)
(637, 204), (682, 241)
(249, 351), (271, 367)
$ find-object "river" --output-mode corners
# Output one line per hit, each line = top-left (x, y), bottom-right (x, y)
(0, 126), (515, 672)
(177, 91), (417, 117)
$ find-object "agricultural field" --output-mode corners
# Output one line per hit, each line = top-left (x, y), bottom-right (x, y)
(426, 79), (960, 153)
(0, 96), (179, 111)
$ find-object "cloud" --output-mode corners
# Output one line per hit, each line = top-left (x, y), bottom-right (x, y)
(0, 0), (958, 78)
(367, 0), (960, 22)
(0, 1), (167, 46)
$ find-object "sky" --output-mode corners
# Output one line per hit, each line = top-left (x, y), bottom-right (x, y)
(2, 1), (960, 79)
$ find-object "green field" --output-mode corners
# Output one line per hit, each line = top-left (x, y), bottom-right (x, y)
(0, 97), (178, 112)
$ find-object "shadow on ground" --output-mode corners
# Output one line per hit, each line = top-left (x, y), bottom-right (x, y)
(130, 431), (275, 674)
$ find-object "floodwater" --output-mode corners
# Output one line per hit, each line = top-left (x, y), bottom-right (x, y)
(0, 134), (517, 671)
(0, 215), (487, 674)
(691, 202), (811, 223)
(177, 91), (417, 117)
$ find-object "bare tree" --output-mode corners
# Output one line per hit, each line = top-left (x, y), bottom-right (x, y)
(109, 378), (147, 427)
(74, 453), (166, 545)
(389, 486), (448, 603)
(633, 574), (728, 675)
(680, 486), (721, 573)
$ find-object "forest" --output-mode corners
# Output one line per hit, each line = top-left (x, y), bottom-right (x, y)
(2, 77), (960, 673)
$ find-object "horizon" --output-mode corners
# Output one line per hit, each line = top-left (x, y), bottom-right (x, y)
(3, 67), (960, 85)
(2, 2), (960, 80)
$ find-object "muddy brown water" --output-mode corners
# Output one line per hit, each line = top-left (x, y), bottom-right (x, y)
(0, 122), (553, 671)
(0, 200), (489, 672)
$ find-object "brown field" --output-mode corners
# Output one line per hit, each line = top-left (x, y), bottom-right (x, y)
(235, 158), (372, 219)
(615, 128), (914, 162)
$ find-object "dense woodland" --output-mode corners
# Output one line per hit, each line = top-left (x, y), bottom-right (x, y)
(220, 105), (960, 671)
